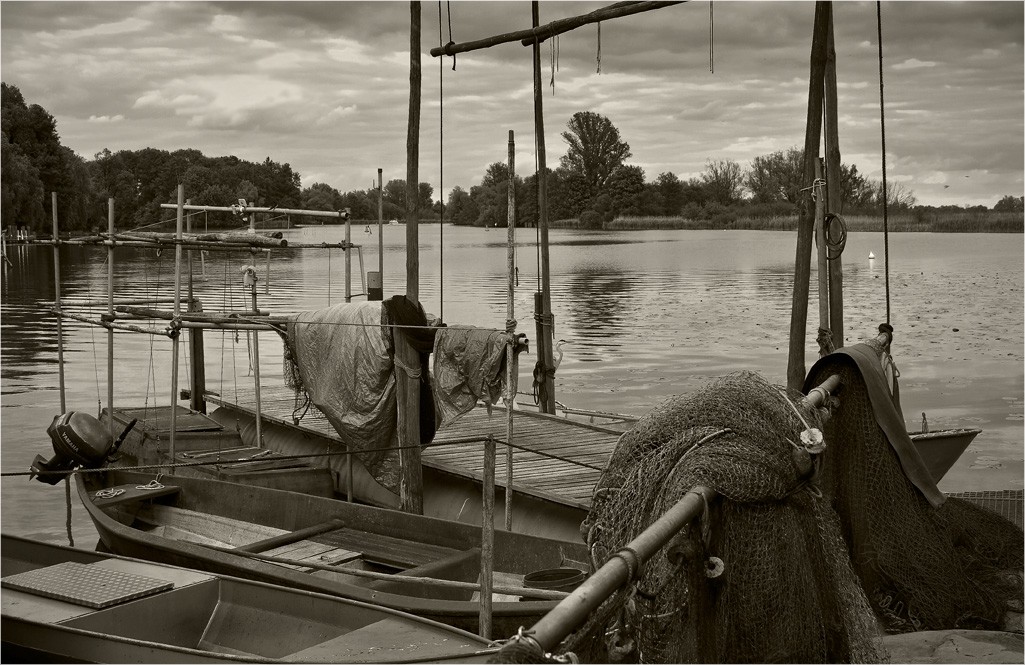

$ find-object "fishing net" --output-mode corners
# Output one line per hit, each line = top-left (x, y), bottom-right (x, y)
(533, 337), (1023, 664)
(805, 341), (1024, 634)
(571, 370), (885, 663)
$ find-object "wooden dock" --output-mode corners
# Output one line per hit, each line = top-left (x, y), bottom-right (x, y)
(206, 385), (623, 512)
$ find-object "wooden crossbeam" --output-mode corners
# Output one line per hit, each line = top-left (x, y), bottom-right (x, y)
(429, 1), (684, 57)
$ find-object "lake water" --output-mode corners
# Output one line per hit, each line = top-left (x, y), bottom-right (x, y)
(2, 226), (1022, 545)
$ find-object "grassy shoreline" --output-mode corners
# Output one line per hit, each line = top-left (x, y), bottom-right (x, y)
(552, 212), (1023, 233)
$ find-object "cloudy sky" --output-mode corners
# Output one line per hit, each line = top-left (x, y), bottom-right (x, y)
(2, 1), (1022, 207)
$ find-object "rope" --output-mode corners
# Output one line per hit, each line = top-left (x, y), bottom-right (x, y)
(5, 429), (603, 478)
(64, 475), (74, 547)
(709, 0), (714, 73)
(824, 212), (847, 260)
(446, 0), (455, 70)
(596, 21), (602, 73)
(876, 0), (891, 325)
(438, 0), (445, 322)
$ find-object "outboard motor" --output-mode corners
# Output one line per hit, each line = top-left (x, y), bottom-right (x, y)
(29, 412), (136, 485)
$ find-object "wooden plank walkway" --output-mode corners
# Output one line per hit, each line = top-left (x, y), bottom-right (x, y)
(206, 385), (623, 510)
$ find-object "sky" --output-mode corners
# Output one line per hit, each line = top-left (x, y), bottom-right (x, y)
(1, 1), (1022, 208)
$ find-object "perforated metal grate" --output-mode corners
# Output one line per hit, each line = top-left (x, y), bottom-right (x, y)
(2, 562), (173, 609)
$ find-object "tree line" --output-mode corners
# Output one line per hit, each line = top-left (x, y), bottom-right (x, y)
(3, 83), (1020, 235)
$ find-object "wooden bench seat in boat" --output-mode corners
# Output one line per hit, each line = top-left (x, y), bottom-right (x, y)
(130, 504), (459, 572)
(90, 483), (181, 509)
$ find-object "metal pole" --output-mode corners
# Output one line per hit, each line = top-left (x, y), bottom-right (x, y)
(51, 192), (66, 413)
(505, 129), (517, 531)
(169, 185), (184, 467)
(107, 198), (115, 443)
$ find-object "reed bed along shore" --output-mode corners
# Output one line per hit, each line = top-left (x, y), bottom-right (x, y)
(562, 211), (1024, 232)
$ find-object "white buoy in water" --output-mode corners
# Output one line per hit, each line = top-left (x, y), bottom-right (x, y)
(868, 251), (876, 260)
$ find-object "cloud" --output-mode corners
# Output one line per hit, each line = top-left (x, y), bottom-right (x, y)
(87, 114), (125, 123)
(892, 58), (938, 71)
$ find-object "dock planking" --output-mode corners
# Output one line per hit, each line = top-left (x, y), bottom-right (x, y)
(207, 385), (621, 509)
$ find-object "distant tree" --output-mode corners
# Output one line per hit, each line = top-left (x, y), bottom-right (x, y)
(874, 181), (916, 210)
(993, 195), (1024, 213)
(653, 171), (684, 215)
(301, 182), (342, 211)
(747, 147), (803, 204)
(446, 186), (478, 226)
(607, 164), (646, 218)
(838, 163), (874, 211)
(701, 159), (744, 205)
(559, 111), (631, 202)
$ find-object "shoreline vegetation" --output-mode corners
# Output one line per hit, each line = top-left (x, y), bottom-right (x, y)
(557, 211), (1024, 233)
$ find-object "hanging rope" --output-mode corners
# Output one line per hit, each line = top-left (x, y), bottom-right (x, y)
(876, 1), (891, 326)
(709, 0), (715, 73)
(446, 0), (455, 70)
(596, 21), (602, 73)
(438, 0), (446, 322)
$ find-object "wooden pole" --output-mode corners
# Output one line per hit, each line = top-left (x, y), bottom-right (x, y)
(786, 1), (830, 391)
(823, 3), (844, 348)
(479, 434), (496, 639)
(345, 217), (352, 302)
(169, 185), (184, 467)
(186, 198), (206, 413)
(107, 198), (115, 441)
(532, 1), (556, 414)
(407, 2), (421, 302)
(249, 271), (264, 448)
(814, 158), (830, 354)
(396, 0), (425, 515)
(51, 192), (66, 413)
(505, 130), (517, 531)
(378, 168), (384, 284)
(429, 1), (682, 56)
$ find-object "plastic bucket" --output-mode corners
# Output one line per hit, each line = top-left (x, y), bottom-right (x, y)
(523, 567), (587, 592)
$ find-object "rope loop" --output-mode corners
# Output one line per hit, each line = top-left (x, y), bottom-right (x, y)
(824, 212), (847, 260)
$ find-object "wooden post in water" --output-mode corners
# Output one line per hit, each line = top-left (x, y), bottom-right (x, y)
(823, 4), (844, 348)
(378, 168), (384, 285)
(787, 1), (830, 391)
(532, 1), (556, 414)
(814, 158), (829, 353)
(396, 0), (425, 515)
(107, 199), (116, 441)
(51, 192), (66, 413)
(345, 216), (352, 302)
(169, 185), (185, 467)
(186, 199), (206, 413)
(505, 130), (517, 531)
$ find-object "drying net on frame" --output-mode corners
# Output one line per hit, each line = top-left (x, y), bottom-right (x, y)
(569, 370), (885, 664)
(529, 336), (1022, 664)
(805, 338), (1023, 634)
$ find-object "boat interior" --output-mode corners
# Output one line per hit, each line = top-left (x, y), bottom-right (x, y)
(2, 537), (485, 661)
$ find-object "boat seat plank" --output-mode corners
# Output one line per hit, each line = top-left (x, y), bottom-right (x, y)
(91, 484), (181, 508)
(135, 504), (288, 549)
(234, 519), (346, 554)
(312, 529), (459, 569)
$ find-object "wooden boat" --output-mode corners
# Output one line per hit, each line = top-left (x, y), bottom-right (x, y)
(1, 533), (495, 663)
(909, 427), (982, 483)
(76, 469), (590, 636)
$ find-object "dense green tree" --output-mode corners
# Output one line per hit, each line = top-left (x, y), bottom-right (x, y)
(559, 111), (631, 202)
(747, 148), (803, 204)
(606, 165), (646, 218)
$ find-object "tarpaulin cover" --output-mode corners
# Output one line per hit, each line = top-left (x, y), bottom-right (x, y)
(283, 301), (402, 492)
(432, 327), (510, 428)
